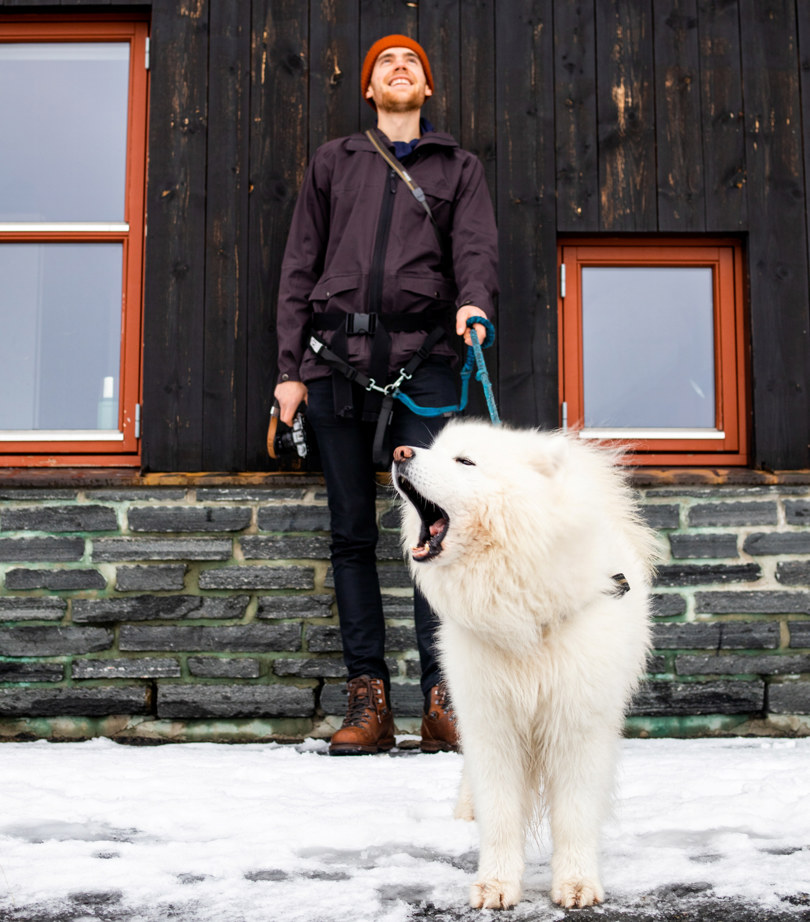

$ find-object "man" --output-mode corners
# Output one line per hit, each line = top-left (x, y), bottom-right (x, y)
(274, 34), (498, 755)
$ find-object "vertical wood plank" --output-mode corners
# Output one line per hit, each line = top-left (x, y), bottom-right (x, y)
(142, 1), (209, 471)
(459, 0), (498, 417)
(496, 0), (557, 427)
(697, 0), (747, 230)
(595, 0), (657, 231)
(741, 0), (810, 468)
(245, 0), (309, 470)
(555, 0), (599, 231)
(309, 0), (360, 152)
(419, 0), (461, 141)
(201, 0), (251, 470)
(359, 0), (417, 133)
(654, 0), (705, 231)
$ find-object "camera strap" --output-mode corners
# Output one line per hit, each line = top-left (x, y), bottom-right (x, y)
(364, 129), (450, 262)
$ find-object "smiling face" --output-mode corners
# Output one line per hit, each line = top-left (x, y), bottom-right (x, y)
(364, 46), (433, 113)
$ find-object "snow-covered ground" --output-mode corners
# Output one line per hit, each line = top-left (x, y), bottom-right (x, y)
(0, 737), (808, 921)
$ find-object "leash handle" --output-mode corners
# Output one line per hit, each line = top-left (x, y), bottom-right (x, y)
(466, 318), (501, 426)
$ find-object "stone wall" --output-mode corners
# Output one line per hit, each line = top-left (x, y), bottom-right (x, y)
(0, 474), (808, 741)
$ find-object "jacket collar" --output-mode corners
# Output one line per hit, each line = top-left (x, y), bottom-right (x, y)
(344, 129), (459, 153)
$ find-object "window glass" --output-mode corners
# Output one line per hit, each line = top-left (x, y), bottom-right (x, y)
(0, 244), (122, 433)
(581, 266), (716, 430)
(0, 43), (129, 222)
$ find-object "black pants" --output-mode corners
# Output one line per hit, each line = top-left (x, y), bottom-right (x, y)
(305, 359), (458, 698)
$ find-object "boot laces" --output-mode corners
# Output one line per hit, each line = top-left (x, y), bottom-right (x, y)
(342, 677), (384, 727)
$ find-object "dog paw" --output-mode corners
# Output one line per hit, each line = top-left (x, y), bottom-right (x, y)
(470, 879), (522, 910)
(551, 877), (604, 909)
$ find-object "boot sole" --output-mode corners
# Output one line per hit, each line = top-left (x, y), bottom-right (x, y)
(420, 739), (459, 754)
(328, 736), (396, 756)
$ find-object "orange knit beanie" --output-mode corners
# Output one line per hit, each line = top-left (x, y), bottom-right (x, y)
(361, 34), (433, 108)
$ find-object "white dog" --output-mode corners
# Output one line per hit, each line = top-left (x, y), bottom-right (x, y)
(392, 420), (658, 910)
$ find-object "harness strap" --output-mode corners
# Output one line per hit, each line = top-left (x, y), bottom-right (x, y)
(370, 325), (447, 465)
(311, 310), (445, 334)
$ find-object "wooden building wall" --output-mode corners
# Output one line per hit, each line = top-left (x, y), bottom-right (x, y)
(2, 0), (809, 471)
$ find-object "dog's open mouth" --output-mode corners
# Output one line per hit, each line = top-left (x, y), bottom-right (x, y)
(396, 475), (449, 562)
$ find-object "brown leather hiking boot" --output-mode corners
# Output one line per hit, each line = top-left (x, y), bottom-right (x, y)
(329, 675), (395, 755)
(420, 681), (459, 753)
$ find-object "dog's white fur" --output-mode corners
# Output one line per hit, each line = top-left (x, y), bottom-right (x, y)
(393, 420), (658, 910)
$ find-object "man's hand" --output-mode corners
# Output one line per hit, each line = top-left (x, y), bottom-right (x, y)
(456, 305), (489, 346)
(274, 380), (308, 426)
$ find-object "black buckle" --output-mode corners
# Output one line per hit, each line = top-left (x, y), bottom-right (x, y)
(346, 313), (377, 335)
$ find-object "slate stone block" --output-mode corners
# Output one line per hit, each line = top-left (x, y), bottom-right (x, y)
(0, 662), (65, 682)
(0, 505), (117, 532)
(198, 566), (314, 590)
(119, 624), (301, 653)
(256, 594), (334, 620)
(187, 657), (262, 678)
(652, 621), (779, 650)
(645, 654), (671, 674)
(257, 505), (331, 533)
(743, 533), (810, 555)
(93, 538), (232, 562)
(241, 536), (331, 560)
(769, 682), (810, 714)
(675, 654), (810, 676)
(777, 562), (810, 586)
(0, 687), (149, 717)
(695, 590), (810, 616)
(0, 537), (85, 562)
(784, 500), (810, 525)
(687, 502), (778, 527)
(0, 598), (66, 622)
(0, 627), (113, 657)
(629, 679), (764, 716)
(272, 657), (346, 678)
(127, 507), (252, 533)
(72, 658), (182, 679)
(115, 565), (187, 592)
(654, 563), (759, 587)
(197, 487), (304, 502)
(305, 625), (343, 653)
(650, 594), (687, 618)
(640, 504), (681, 529)
(157, 684), (314, 719)
(73, 596), (250, 623)
(5, 568), (107, 591)
(669, 534), (739, 559)
(788, 622), (810, 648)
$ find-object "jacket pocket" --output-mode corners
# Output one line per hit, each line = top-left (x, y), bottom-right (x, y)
(308, 275), (364, 320)
(398, 275), (457, 305)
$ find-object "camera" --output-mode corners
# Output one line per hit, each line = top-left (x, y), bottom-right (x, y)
(267, 402), (309, 460)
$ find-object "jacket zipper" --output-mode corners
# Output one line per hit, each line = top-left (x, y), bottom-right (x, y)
(368, 167), (397, 314)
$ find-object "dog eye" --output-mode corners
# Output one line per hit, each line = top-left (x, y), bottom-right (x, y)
(455, 456), (476, 466)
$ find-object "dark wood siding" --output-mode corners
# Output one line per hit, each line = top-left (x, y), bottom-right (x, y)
(4, 0), (809, 469)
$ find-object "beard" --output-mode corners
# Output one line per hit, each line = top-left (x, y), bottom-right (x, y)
(375, 83), (428, 114)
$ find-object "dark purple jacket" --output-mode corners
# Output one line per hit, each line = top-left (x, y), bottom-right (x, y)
(276, 128), (498, 384)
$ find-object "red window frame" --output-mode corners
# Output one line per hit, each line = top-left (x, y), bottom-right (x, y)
(0, 16), (149, 467)
(558, 239), (749, 466)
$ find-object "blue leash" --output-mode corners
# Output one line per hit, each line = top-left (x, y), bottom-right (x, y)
(393, 316), (501, 425)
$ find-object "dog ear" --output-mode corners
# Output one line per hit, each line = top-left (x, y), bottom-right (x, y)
(528, 432), (569, 477)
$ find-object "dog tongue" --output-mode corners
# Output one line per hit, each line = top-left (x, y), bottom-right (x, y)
(429, 518), (447, 536)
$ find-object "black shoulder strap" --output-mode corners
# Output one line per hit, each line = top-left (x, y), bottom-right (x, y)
(364, 128), (450, 261)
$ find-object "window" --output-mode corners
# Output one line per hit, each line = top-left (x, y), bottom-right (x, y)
(558, 240), (748, 465)
(0, 18), (149, 467)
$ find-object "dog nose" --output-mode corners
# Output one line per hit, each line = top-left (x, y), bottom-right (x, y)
(393, 445), (414, 463)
